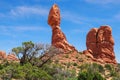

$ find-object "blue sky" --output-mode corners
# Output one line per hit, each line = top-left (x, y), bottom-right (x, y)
(0, 0), (120, 63)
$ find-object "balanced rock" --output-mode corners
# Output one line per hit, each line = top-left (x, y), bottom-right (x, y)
(84, 26), (117, 64)
(48, 4), (76, 52)
(0, 51), (6, 59)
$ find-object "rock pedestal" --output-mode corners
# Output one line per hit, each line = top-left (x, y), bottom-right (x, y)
(48, 4), (76, 52)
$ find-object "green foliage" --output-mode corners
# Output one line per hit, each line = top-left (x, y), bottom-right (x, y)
(2, 41), (120, 80)
(41, 63), (76, 80)
(79, 52), (83, 54)
(12, 41), (62, 68)
(66, 62), (72, 68)
(78, 63), (106, 80)
(79, 58), (84, 62)
(93, 72), (105, 80)
(73, 63), (77, 66)
(1, 59), (76, 80)
(92, 63), (105, 73)
(105, 64), (112, 71)
(0, 64), (3, 70)
(0, 62), (53, 80)
(65, 54), (69, 58)
(78, 71), (105, 80)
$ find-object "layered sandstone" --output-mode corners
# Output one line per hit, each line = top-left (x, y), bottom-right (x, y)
(0, 51), (6, 59)
(7, 53), (19, 61)
(0, 50), (19, 61)
(48, 4), (76, 52)
(84, 26), (117, 64)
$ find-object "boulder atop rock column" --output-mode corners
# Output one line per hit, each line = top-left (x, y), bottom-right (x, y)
(48, 4), (76, 52)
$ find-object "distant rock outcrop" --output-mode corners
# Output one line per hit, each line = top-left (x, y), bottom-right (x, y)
(48, 4), (76, 52)
(84, 26), (117, 64)
(7, 53), (19, 61)
(0, 51), (6, 59)
(0, 50), (19, 61)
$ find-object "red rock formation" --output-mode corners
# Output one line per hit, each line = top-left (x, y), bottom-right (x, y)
(0, 51), (6, 59)
(84, 26), (117, 64)
(7, 53), (19, 61)
(0, 50), (19, 61)
(48, 4), (76, 52)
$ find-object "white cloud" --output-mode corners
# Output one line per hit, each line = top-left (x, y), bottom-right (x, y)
(0, 26), (49, 32)
(14, 26), (48, 32)
(10, 6), (49, 17)
(0, 26), (50, 37)
(61, 10), (113, 27)
(85, 0), (120, 5)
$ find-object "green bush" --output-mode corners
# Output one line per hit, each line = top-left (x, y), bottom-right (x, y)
(65, 54), (69, 58)
(0, 64), (3, 70)
(0, 62), (53, 80)
(105, 64), (112, 71)
(93, 72), (105, 80)
(92, 63), (105, 73)
(78, 71), (93, 80)
(73, 63), (77, 66)
(79, 52), (83, 54)
(78, 71), (105, 80)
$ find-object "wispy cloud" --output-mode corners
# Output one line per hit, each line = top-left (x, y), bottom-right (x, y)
(14, 26), (48, 32)
(0, 5), (49, 18)
(0, 26), (50, 37)
(10, 6), (49, 17)
(61, 10), (113, 27)
(85, 0), (120, 5)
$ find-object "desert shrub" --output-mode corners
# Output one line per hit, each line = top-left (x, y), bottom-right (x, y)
(41, 63), (76, 80)
(98, 64), (105, 73)
(66, 62), (72, 68)
(73, 63), (77, 66)
(0, 64), (3, 70)
(93, 72), (106, 80)
(79, 58), (84, 62)
(109, 68), (117, 77)
(0, 62), (53, 80)
(65, 54), (69, 58)
(79, 52), (83, 54)
(78, 71), (105, 80)
(92, 63), (105, 73)
(79, 63), (89, 71)
(78, 63), (106, 80)
(78, 71), (93, 80)
(105, 64), (112, 71)
(112, 76), (120, 80)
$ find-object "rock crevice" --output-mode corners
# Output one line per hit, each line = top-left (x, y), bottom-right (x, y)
(84, 26), (117, 64)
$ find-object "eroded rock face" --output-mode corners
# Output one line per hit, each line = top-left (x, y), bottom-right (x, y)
(0, 50), (19, 61)
(48, 4), (76, 52)
(84, 26), (117, 64)
(7, 53), (19, 61)
(0, 51), (6, 59)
